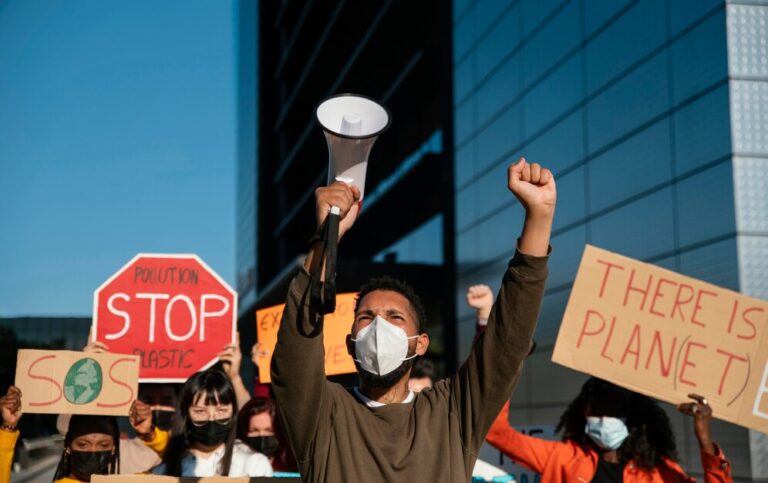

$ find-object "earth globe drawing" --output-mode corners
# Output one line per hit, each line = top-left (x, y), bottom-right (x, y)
(64, 358), (103, 404)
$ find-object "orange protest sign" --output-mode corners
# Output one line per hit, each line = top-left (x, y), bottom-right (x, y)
(552, 245), (768, 433)
(255, 293), (358, 383)
(15, 349), (139, 416)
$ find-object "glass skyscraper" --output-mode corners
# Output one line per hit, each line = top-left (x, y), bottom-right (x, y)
(452, 0), (766, 478)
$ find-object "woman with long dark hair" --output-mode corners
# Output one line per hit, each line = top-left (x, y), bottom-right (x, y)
(1, 386), (120, 483)
(236, 397), (298, 474)
(129, 368), (272, 477)
(486, 378), (733, 482)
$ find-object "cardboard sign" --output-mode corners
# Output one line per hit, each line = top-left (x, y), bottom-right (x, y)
(256, 293), (358, 383)
(15, 350), (139, 416)
(552, 245), (768, 433)
(92, 254), (237, 382)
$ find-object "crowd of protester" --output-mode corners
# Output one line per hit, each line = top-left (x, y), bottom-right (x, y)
(0, 333), (294, 481)
(0, 159), (734, 482)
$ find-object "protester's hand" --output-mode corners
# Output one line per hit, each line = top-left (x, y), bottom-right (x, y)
(83, 340), (109, 353)
(677, 393), (715, 454)
(507, 158), (556, 220)
(0, 386), (22, 428)
(218, 332), (243, 381)
(250, 342), (270, 368)
(129, 400), (154, 437)
(314, 181), (361, 240)
(82, 327), (109, 353)
(466, 284), (494, 321)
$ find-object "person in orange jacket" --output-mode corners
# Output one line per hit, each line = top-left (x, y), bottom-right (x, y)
(486, 378), (732, 482)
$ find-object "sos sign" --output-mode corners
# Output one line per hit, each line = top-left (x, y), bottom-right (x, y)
(93, 254), (237, 382)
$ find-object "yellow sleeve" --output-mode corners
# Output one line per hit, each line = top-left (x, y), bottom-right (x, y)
(141, 427), (169, 457)
(0, 429), (20, 483)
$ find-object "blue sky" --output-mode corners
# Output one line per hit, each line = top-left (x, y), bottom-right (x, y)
(0, 0), (237, 316)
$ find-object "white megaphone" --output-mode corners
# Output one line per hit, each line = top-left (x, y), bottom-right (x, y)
(310, 94), (390, 315)
(316, 94), (391, 200)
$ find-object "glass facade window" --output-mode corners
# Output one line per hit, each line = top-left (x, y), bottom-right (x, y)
(452, 0), (765, 474)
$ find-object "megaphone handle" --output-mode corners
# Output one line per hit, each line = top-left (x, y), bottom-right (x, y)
(309, 207), (339, 315)
(323, 209), (339, 313)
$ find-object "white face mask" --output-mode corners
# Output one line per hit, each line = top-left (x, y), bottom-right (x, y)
(585, 416), (629, 450)
(351, 315), (418, 376)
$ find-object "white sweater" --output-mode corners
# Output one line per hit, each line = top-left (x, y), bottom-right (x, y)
(152, 441), (273, 477)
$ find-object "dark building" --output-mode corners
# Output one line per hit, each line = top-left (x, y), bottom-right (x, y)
(237, 0), (768, 477)
(237, 0), (457, 372)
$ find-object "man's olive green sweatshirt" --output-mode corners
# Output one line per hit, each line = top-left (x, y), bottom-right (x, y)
(271, 249), (549, 482)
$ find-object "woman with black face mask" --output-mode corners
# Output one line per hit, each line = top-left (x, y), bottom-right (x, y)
(236, 397), (298, 475)
(1, 385), (120, 483)
(128, 368), (272, 477)
(53, 415), (120, 482)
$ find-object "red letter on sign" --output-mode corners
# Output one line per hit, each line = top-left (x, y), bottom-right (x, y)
(28, 355), (63, 407)
(577, 310), (606, 349)
(596, 259), (625, 298)
(649, 278), (676, 318)
(678, 341), (707, 388)
(739, 306), (763, 341)
(96, 358), (135, 408)
(644, 330), (677, 378)
(620, 324), (642, 370)
(600, 316), (617, 362)
(715, 349), (748, 396)
(623, 270), (652, 311)
(691, 289), (717, 328)
(670, 283), (694, 322)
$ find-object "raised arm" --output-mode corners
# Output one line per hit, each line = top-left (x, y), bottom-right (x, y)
(451, 158), (555, 454)
(270, 181), (360, 462)
(486, 401), (565, 473)
(218, 332), (252, 410)
(677, 394), (733, 483)
(467, 285), (493, 326)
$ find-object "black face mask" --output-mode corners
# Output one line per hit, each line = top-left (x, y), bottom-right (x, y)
(244, 435), (280, 457)
(70, 449), (115, 481)
(189, 420), (231, 447)
(152, 409), (174, 431)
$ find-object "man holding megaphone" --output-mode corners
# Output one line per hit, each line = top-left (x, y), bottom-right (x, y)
(270, 139), (555, 481)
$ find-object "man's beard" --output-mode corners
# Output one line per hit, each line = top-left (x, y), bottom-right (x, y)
(356, 338), (418, 389)
(356, 357), (416, 388)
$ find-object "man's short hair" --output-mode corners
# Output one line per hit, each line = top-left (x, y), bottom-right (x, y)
(355, 276), (428, 334)
(410, 359), (435, 381)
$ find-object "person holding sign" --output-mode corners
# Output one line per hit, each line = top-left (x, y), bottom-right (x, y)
(271, 157), (554, 482)
(128, 367), (272, 477)
(236, 397), (298, 474)
(0, 386), (122, 483)
(0, 386), (22, 483)
(486, 378), (733, 482)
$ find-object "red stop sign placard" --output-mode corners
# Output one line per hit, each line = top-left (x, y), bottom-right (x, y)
(93, 254), (237, 382)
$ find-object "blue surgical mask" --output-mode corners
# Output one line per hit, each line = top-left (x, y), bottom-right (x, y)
(585, 416), (629, 450)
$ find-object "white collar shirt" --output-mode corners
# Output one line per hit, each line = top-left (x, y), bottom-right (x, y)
(153, 441), (273, 477)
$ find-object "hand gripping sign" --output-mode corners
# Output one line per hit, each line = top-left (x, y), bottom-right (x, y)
(92, 254), (237, 382)
(552, 245), (768, 433)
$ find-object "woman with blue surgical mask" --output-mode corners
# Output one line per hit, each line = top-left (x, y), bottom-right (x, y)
(485, 378), (733, 482)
